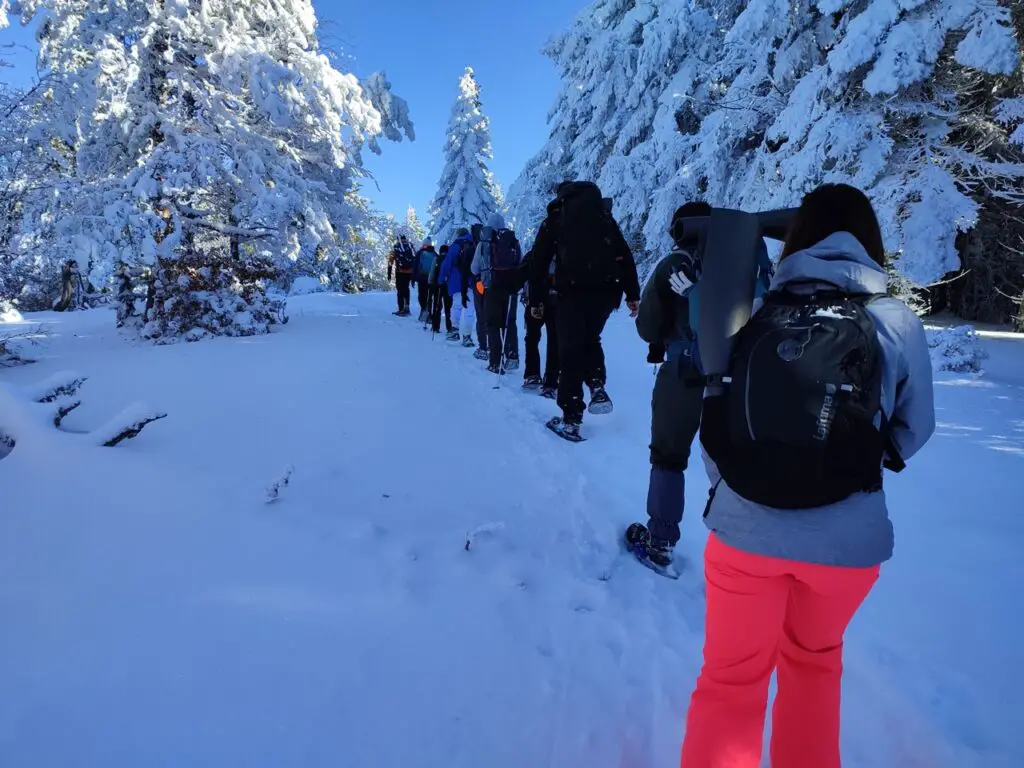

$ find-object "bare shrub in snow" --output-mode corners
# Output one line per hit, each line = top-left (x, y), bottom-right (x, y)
(927, 325), (989, 373)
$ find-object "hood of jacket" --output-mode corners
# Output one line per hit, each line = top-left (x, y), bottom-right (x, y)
(487, 212), (506, 230)
(771, 232), (887, 295)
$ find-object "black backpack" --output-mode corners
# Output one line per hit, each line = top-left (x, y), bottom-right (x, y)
(555, 182), (619, 289)
(701, 290), (892, 510)
(394, 241), (415, 270)
(489, 229), (523, 290)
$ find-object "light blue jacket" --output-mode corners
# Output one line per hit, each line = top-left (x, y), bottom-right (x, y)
(703, 232), (936, 568)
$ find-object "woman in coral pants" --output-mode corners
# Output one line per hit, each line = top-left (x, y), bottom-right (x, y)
(680, 184), (936, 768)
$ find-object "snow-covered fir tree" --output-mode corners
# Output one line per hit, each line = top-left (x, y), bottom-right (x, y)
(428, 67), (502, 244)
(510, 0), (1024, 321)
(3, 0), (413, 340)
(405, 206), (426, 244)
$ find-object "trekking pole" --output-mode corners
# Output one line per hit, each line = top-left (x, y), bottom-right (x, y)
(493, 292), (516, 390)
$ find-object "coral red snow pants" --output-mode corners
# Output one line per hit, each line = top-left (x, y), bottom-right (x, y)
(681, 534), (879, 768)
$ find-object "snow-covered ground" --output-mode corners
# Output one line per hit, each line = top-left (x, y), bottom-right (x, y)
(1, 293), (1022, 768)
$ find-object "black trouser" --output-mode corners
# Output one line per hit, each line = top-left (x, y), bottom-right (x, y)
(524, 297), (559, 386)
(484, 288), (520, 368)
(556, 292), (615, 424)
(473, 289), (488, 350)
(431, 286), (452, 332)
(416, 280), (429, 312)
(647, 357), (705, 546)
(396, 272), (412, 312)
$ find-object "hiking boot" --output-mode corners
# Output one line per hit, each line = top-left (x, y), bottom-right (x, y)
(461, 335), (475, 348)
(522, 375), (542, 390)
(504, 356), (520, 372)
(418, 309), (430, 323)
(588, 387), (613, 415)
(540, 386), (557, 400)
(647, 537), (675, 568)
(473, 348), (489, 361)
(446, 330), (460, 342)
(486, 363), (506, 375)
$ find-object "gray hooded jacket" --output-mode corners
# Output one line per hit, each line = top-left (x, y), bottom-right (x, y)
(472, 213), (519, 289)
(703, 232), (936, 568)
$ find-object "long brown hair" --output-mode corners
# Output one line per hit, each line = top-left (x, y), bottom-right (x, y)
(780, 184), (886, 267)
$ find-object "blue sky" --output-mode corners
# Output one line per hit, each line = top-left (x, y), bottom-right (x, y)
(0, 0), (583, 222)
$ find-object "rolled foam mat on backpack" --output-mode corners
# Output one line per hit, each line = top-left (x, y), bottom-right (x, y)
(755, 208), (798, 242)
(697, 208), (762, 383)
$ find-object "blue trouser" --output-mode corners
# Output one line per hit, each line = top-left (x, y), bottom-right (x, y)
(646, 356), (704, 545)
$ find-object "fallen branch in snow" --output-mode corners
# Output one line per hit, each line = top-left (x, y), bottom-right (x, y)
(266, 466), (294, 504)
(95, 406), (169, 447)
(30, 371), (88, 403)
(0, 327), (42, 367)
(465, 522), (505, 551)
(52, 399), (81, 429)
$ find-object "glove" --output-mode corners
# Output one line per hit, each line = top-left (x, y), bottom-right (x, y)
(647, 343), (666, 364)
(626, 300), (640, 317)
(531, 306), (544, 320)
(668, 269), (694, 297)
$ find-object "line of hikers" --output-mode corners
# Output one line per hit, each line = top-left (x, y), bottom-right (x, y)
(389, 181), (936, 768)
(387, 181), (641, 441)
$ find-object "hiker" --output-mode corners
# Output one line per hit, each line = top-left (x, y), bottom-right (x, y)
(429, 244), (453, 334)
(681, 184), (936, 768)
(634, 202), (775, 568)
(414, 239), (436, 322)
(527, 181), (641, 441)
(438, 227), (477, 346)
(469, 222), (489, 358)
(522, 251), (559, 396)
(472, 212), (523, 374)
(388, 234), (416, 316)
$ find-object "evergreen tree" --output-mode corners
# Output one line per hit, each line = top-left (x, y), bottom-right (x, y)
(428, 67), (502, 244)
(405, 206), (427, 245)
(510, 0), (1023, 319)
(6, 0), (413, 340)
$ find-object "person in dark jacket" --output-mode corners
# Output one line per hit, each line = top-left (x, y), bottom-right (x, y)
(471, 212), (522, 374)
(413, 239), (436, 322)
(430, 245), (453, 334)
(527, 182), (641, 440)
(388, 234), (416, 316)
(522, 250), (559, 396)
(634, 202), (712, 566)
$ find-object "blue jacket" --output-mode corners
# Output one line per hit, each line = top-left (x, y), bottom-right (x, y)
(439, 234), (474, 298)
(703, 231), (936, 568)
(414, 247), (436, 283)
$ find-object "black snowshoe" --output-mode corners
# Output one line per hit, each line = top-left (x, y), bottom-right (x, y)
(504, 356), (520, 372)
(624, 523), (679, 579)
(588, 387), (613, 415)
(522, 375), (542, 390)
(487, 363), (506, 375)
(546, 416), (584, 443)
(473, 348), (489, 361)
(446, 330), (460, 342)
(540, 386), (557, 400)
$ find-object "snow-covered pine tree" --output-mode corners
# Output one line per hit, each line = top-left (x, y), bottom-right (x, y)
(511, 0), (1024, 321)
(427, 67), (502, 244)
(405, 206), (426, 244)
(10, 0), (412, 341)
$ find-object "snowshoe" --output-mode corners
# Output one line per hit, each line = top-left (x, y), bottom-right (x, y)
(546, 416), (584, 443)
(461, 335), (476, 348)
(418, 309), (430, 323)
(540, 386), (557, 400)
(473, 348), (489, 361)
(624, 523), (680, 579)
(487, 363), (506, 375)
(504, 356), (520, 372)
(522, 375), (542, 390)
(446, 331), (460, 342)
(588, 387), (614, 415)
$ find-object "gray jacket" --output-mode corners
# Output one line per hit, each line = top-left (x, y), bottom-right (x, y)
(471, 212), (518, 289)
(703, 232), (936, 568)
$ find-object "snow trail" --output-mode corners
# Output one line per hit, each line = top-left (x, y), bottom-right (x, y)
(1, 293), (1022, 767)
